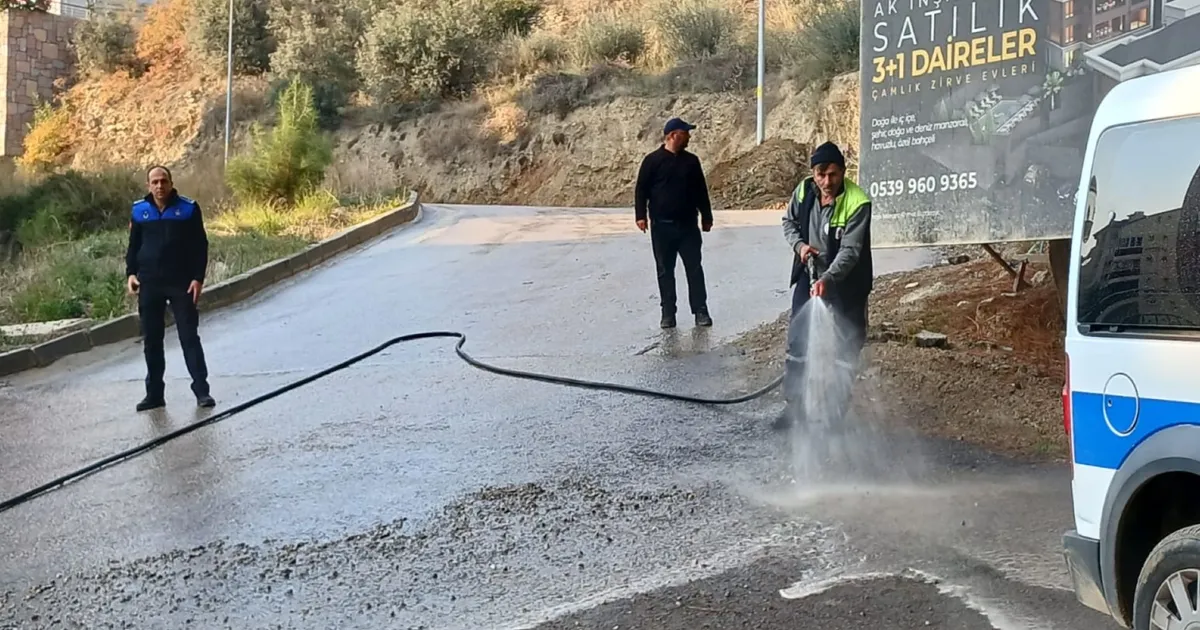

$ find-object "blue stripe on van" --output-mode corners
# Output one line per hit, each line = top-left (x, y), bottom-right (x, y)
(1072, 391), (1200, 469)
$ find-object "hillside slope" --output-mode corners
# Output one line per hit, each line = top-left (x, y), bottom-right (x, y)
(326, 72), (860, 208)
(25, 0), (863, 209)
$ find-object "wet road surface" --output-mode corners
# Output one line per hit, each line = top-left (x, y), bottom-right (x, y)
(0, 204), (1117, 629)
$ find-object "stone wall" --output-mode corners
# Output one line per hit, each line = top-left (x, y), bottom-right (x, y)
(0, 8), (78, 157)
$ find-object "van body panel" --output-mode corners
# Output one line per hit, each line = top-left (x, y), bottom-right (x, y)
(1063, 63), (1200, 624)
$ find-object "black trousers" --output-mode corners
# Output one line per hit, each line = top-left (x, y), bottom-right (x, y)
(650, 220), (708, 316)
(138, 281), (210, 399)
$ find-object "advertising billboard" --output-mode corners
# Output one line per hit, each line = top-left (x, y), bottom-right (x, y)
(859, 0), (1200, 247)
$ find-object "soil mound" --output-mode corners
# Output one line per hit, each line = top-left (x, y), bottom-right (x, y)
(708, 138), (809, 210)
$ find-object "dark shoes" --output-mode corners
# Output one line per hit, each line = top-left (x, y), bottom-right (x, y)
(136, 396), (166, 412)
(660, 310), (711, 329)
(135, 394), (217, 411)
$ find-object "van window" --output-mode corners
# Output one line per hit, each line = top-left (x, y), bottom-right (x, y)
(1077, 114), (1200, 331)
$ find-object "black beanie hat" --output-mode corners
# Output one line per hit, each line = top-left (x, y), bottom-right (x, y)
(811, 141), (845, 169)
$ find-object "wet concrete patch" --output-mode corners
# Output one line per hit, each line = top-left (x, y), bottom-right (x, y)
(527, 557), (997, 630)
(0, 476), (838, 630)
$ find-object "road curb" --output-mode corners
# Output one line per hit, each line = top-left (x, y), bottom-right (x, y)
(30, 330), (93, 367)
(0, 191), (421, 378)
(0, 347), (37, 376)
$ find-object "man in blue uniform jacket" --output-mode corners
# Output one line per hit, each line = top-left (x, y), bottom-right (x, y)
(125, 166), (215, 412)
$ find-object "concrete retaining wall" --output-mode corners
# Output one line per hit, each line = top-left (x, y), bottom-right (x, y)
(0, 191), (420, 378)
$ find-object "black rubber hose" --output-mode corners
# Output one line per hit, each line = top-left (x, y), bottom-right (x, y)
(0, 331), (781, 515)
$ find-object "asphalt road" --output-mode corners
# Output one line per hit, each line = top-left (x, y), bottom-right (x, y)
(0, 204), (1118, 630)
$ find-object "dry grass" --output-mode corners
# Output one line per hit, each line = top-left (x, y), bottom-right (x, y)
(135, 0), (195, 66)
(324, 152), (409, 199)
(480, 87), (530, 144)
(207, 188), (406, 241)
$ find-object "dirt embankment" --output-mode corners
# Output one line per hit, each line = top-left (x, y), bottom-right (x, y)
(52, 33), (859, 212)
(734, 251), (1069, 462)
(330, 72), (861, 209)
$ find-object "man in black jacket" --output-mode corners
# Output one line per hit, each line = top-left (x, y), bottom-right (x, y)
(634, 117), (714, 329)
(125, 165), (215, 412)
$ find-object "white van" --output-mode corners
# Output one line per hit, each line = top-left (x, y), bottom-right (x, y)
(1063, 63), (1200, 630)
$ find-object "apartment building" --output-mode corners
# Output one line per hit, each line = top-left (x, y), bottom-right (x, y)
(1046, 0), (1159, 69)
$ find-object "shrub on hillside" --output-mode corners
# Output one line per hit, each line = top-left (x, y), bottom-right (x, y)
(0, 170), (142, 248)
(658, 0), (740, 61)
(15, 103), (73, 175)
(226, 80), (333, 204)
(190, 0), (272, 75)
(574, 14), (646, 65)
(268, 0), (366, 127)
(358, 2), (501, 103)
(72, 10), (142, 75)
(494, 30), (567, 77)
(135, 0), (194, 67)
(484, 0), (544, 36)
(519, 64), (628, 118)
(655, 46), (756, 92)
(781, 0), (859, 83)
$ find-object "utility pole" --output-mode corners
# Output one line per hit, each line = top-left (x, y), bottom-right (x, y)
(756, 0), (765, 145)
(223, 0), (234, 166)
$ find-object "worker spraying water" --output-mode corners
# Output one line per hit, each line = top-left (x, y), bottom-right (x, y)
(776, 142), (874, 434)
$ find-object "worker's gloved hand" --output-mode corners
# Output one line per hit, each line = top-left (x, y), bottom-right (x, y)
(797, 243), (818, 263)
(811, 279), (827, 298)
(702, 220), (712, 232)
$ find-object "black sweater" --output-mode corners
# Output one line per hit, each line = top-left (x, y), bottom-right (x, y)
(634, 146), (714, 224)
(125, 191), (209, 285)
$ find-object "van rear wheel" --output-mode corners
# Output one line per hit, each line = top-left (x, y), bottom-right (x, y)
(1134, 525), (1200, 630)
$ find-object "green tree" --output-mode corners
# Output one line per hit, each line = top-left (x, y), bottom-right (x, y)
(268, 0), (369, 127)
(227, 80), (333, 203)
(358, 1), (501, 103)
(190, 0), (273, 75)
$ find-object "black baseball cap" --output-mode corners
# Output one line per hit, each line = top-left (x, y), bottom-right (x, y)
(664, 117), (696, 134)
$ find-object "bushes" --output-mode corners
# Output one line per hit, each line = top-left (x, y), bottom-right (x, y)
(16, 103), (73, 175)
(358, 1), (500, 102)
(226, 80), (333, 204)
(190, 0), (273, 75)
(485, 0), (544, 36)
(72, 10), (142, 75)
(494, 31), (567, 78)
(6, 232), (129, 323)
(135, 0), (194, 66)
(268, 0), (367, 127)
(519, 65), (627, 118)
(658, 0), (740, 61)
(775, 0), (860, 83)
(574, 13), (646, 65)
(0, 170), (141, 248)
